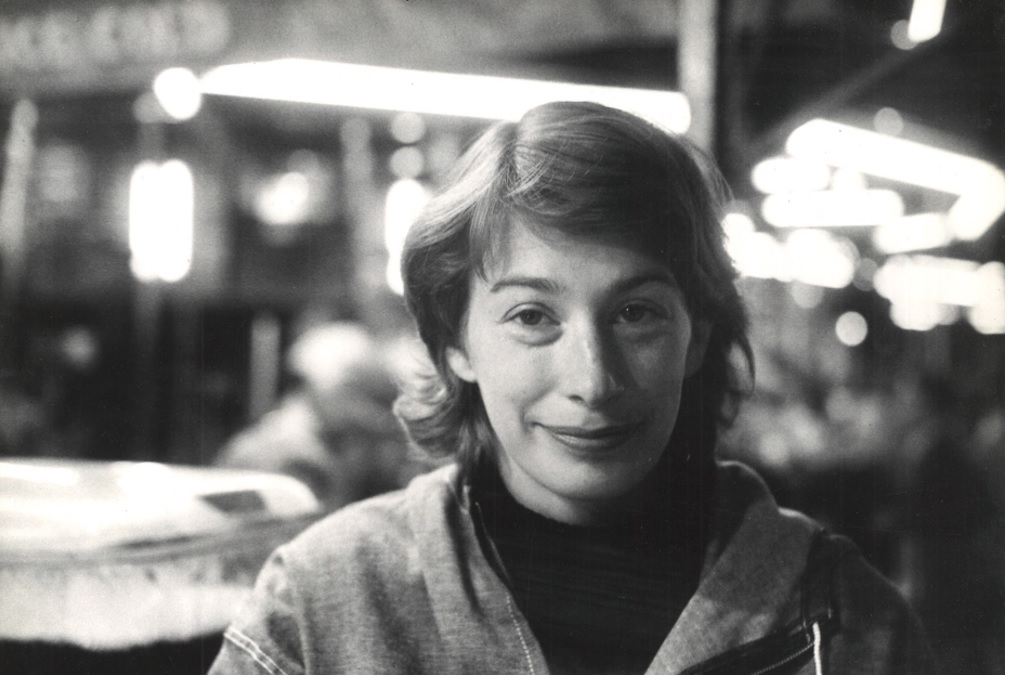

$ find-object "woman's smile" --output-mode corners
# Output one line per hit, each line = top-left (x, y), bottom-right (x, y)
(536, 421), (643, 453)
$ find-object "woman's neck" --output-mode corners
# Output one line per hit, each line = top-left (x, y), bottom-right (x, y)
(481, 446), (712, 535)
(494, 459), (639, 526)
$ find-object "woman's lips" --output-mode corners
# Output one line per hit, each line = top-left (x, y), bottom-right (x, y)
(538, 422), (641, 452)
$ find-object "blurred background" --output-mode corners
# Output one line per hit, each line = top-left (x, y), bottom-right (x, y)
(0, 0), (1002, 673)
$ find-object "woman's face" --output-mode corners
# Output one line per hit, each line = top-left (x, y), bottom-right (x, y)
(448, 221), (708, 524)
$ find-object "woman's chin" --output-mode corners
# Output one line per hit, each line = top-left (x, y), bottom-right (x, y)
(520, 466), (656, 523)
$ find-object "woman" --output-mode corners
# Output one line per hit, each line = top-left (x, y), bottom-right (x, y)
(209, 102), (934, 674)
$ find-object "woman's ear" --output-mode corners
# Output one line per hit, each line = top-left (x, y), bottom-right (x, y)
(685, 320), (711, 377)
(446, 346), (477, 383)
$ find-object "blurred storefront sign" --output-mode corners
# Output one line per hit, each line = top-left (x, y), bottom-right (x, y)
(0, 0), (681, 96)
(0, 1), (231, 92)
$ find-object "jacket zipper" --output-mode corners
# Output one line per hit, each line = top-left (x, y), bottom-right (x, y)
(687, 623), (823, 675)
(749, 639), (813, 675)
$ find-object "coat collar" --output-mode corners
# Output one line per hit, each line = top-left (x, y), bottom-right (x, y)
(650, 462), (819, 673)
(406, 461), (818, 674)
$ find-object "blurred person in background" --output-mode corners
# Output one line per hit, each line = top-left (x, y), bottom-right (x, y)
(215, 321), (422, 512)
(210, 102), (934, 674)
(0, 382), (46, 456)
(892, 374), (1003, 673)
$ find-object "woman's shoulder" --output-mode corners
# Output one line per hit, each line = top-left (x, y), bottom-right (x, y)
(280, 463), (460, 571)
(723, 461), (937, 672)
(812, 532), (937, 672)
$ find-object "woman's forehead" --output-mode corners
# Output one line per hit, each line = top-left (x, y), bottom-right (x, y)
(476, 219), (678, 290)
(475, 216), (672, 280)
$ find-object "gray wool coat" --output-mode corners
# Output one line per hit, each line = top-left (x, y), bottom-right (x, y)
(208, 461), (935, 674)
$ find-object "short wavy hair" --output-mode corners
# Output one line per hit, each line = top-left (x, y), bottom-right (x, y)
(395, 101), (752, 477)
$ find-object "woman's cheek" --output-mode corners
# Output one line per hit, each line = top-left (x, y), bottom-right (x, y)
(622, 336), (684, 389)
(479, 342), (551, 407)
(496, 344), (548, 391)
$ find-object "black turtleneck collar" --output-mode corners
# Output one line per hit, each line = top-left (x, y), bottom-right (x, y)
(469, 448), (712, 675)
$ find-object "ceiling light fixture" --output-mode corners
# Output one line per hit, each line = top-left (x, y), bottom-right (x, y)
(199, 59), (691, 133)
(751, 156), (832, 194)
(152, 67), (203, 121)
(874, 255), (995, 308)
(761, 189), (904, 228)
(907, 0), (947, 43)
(786, 119), (1004, 241)
(872, 213), (953, 253)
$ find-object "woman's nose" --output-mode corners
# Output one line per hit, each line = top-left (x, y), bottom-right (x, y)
(560, 322), (625, 407)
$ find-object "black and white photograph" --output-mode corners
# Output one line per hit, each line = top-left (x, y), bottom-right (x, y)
(0, 1), (1003, 673)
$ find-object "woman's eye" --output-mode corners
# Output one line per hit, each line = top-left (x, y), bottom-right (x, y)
(515, 309), (546, 326)
(503, 307), (559, 343)
(616, 304), (653, 323)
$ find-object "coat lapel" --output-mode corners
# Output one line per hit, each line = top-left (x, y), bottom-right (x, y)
(648, 462), (818, 674)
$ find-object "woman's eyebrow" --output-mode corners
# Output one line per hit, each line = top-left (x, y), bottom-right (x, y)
(612, 272), (679, 294)
(488, 272), (676, 295)
(489, 275), (561, 294)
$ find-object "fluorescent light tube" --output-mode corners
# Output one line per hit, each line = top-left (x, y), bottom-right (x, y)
(762, 189), (904, 228)
(751, 156), (832, 194)
(787, 119), (994, 195)
(872, 213), (953, 253)
(908, 0), (946, 43)
(199, 59), (691, 133)
(786, 118), (1004, 240)
(874, 254), (984, 307)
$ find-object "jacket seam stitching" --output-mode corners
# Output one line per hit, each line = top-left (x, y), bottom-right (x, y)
(224, 626), (292, 675)
(502, 593), (537, 674)
(459, 470), (536, 674)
